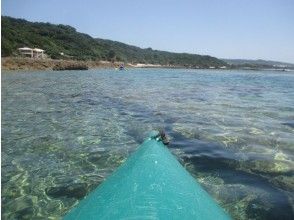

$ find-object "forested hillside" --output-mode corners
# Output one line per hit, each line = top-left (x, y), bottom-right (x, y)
(2, 16), (227, 67)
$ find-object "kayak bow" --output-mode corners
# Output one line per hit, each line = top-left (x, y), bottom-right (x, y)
(64, 131), (231, 219)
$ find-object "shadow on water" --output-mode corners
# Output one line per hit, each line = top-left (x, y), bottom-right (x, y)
(168, 130), (294, 220)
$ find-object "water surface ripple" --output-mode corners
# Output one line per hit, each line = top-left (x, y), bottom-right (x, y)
(2, 69), (294, 219)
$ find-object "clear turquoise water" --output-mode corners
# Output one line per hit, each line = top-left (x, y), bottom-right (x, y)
(2, 68), (294, 219)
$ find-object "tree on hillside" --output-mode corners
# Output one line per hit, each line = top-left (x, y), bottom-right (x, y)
(107, 50), (116, 62)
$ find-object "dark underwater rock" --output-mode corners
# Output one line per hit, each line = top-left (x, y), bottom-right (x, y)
(46, 183), (87, 199)
(246, 199), (272, 220)
(246, 198), (293, 220)
(270, 175), (294, 192)
(5, 196), (34, 220)
(282, 120), (294, 128)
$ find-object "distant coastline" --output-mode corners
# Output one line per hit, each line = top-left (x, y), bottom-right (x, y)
(1, 57), (171, 71)
(1, 57), (225, 71)
(2, 57), (294, 72)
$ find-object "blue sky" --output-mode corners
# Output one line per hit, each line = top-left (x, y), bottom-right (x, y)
(2, 0), (294, 63)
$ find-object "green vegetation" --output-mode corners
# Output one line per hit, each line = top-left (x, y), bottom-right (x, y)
(223, 59), (294, 69)
(2, 16), (227, 67)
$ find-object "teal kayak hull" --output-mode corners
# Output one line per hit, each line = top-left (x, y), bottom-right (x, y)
(64, 134), (231, 219)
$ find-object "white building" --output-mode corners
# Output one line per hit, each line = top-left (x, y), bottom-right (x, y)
(18, 47), (45, 58)
(32, 48), (45, 58)
(18, 47), (33, 57)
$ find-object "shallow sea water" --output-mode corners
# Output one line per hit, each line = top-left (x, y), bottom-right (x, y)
(2, 68), (294, 219)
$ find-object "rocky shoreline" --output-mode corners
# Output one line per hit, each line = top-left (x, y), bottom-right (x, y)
(52, 63), (89, 71)
(1, 57), (126, 71)
(0, 57), (221, 71)
(4, 57), (291, 72)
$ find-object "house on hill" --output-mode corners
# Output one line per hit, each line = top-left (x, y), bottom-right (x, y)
(18, 47), (45, 58)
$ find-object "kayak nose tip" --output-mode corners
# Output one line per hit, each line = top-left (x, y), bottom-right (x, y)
(148, 130), (160, 139)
